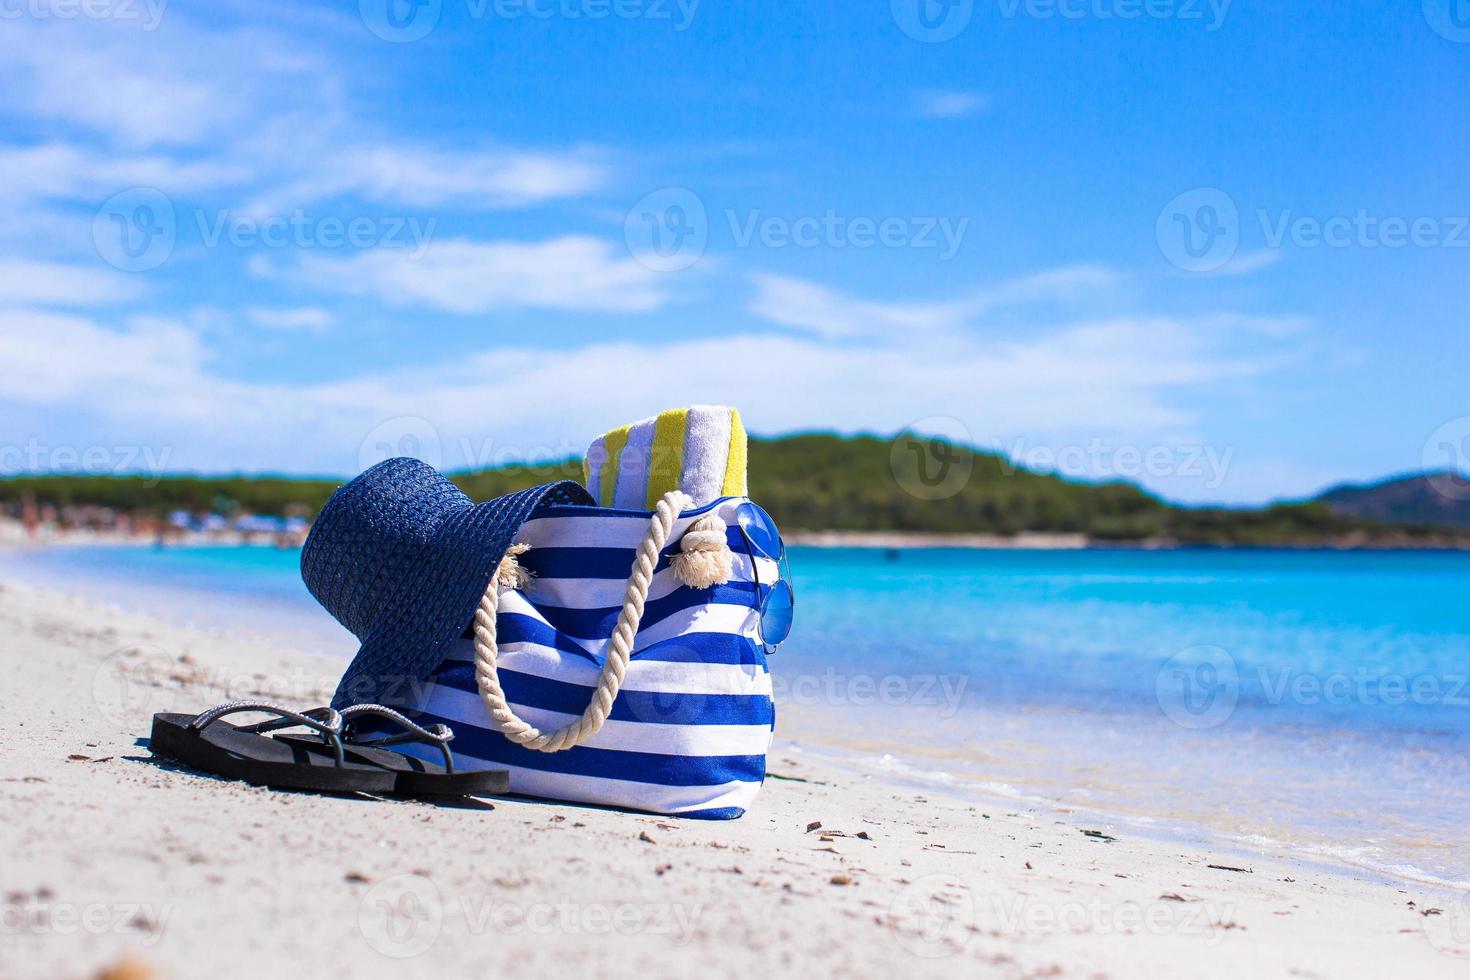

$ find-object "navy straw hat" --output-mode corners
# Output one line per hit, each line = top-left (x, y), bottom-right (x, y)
(301, 457), (593, 709)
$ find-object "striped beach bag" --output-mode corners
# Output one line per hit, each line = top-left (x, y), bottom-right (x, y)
(399, 491), (782, 819)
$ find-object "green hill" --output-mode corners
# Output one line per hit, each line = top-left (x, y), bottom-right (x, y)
(2, 433), (1467, 547)
(1319, 471), (1470, 530)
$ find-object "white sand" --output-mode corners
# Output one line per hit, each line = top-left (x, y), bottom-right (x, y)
(3, 577), (1467, 980)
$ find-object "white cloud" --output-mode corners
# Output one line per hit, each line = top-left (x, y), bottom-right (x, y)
(1212, 248), (1283, 277)
(0, 289), (1298, 491)
(749, 265), (1122, 339)
(244, 145), (607, 216)
(748, 273), (973, 338)
(0, 260), (144, 306)
(0, 142), (250, 224)
(247, 307), (334, 332)
(0, 16), (326, 149)
(0, 12), (1316, 505)
(913, 90), (991, 119)
(0, 14), (607, 250)
(283, 236), (668, 314)
(0, 308), (207, 404)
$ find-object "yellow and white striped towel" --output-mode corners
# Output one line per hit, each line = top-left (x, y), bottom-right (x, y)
(584, 406), (748, 509)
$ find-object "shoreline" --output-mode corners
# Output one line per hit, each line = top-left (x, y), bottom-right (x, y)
(786, 529), (1470, 550)
(4, 578), (1469, 977)
(10, 526), (1470, 553)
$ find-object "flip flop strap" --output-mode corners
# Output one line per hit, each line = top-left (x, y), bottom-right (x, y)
(339, 704), (456, 774)
(472, 489), (689, 753)
(187, 700), (346, 766)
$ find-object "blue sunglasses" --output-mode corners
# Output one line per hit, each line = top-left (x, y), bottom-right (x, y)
(734, 501), (794, 655)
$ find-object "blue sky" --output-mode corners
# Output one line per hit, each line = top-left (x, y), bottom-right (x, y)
(0, 0), (1466, 504)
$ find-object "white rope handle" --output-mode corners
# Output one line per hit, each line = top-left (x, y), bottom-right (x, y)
(472, 489), (692, 753)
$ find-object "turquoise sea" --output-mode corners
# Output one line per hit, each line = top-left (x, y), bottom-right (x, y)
(6, 544), (1468, 889)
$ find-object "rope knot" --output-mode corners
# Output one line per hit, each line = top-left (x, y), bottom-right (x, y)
(670, 514), (733, 589)
(495, 542), (534, 593)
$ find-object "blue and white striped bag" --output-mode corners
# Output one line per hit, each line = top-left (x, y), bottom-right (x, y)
(398, 494), (778, 819)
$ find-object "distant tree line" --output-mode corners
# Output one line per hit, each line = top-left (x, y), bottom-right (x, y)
(1, 433), (1464, 547)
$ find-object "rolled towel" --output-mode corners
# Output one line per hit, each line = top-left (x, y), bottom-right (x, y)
(584, 405), (748, 509)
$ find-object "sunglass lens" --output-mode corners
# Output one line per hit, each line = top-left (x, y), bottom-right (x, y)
(759, 579), (794, 650)
(736, 502), (783, 561)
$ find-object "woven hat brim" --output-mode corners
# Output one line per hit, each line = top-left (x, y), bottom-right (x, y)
(329, 479), (592, 709)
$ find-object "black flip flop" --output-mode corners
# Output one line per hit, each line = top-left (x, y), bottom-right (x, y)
(150, 702), (397, 795)
(276, 704), (510, 798)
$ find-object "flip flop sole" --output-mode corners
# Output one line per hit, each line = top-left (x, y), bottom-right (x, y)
(274, 734), (510, 797)
(149, 713), (397, 794)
